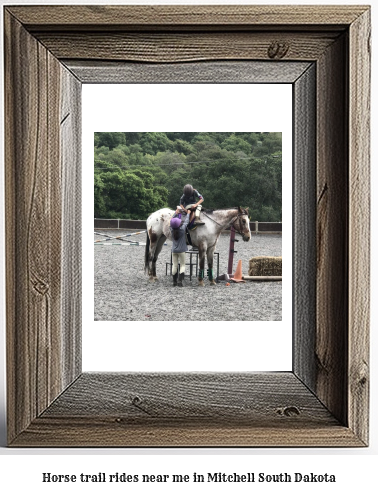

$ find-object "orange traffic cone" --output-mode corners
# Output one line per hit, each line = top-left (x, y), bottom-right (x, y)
(231, 259), (245, 283)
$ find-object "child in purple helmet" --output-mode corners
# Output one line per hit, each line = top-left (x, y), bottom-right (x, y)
(170, 209), (190, 287)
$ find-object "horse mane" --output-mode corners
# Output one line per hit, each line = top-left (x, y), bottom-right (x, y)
(203, 207), (249, 215)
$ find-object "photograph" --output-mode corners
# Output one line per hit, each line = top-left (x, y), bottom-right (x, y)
(94, 132), (283, 321)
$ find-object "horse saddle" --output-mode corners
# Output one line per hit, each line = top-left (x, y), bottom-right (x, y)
(187, 219), (198, 231)
(187, 211), (204, 231)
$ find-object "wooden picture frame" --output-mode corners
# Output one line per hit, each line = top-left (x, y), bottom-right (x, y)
(4, 5), (370, 447)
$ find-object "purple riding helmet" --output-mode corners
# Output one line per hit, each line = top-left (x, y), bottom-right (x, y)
(170, 217), (181, 229)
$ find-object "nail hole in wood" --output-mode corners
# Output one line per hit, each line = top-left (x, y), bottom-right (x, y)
(132, 396), (141, 406)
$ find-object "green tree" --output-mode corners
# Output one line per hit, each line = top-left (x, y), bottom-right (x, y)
(94, 169), (168, 219)
(221, 134), (252, 155)
(138, 132), (174, 155)
(94, 132), (282, 221)
(94, 173), (107, 215)
(153, 151), (187, 174)
(95, 132), (126, 149)
(172, 139), (194, 155)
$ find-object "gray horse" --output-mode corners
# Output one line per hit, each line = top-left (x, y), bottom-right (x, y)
(145, 206), (251, 285)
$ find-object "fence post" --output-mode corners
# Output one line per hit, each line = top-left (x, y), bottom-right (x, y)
(228, 226), (238, 275)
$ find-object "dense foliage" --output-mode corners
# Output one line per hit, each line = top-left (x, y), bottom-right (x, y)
(94, 132), (282, 221)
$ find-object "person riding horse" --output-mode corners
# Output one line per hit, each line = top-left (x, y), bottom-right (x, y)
(180, 184), (205, 226)
(145, 205), (251, 285)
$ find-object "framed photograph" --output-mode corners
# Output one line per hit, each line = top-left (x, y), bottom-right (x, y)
(5, 5), (370, 447)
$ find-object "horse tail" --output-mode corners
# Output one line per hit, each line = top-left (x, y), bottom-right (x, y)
(144, 231), (150, 273)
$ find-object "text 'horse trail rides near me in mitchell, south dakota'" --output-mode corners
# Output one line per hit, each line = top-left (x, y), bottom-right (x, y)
(145, 206), (251, 285)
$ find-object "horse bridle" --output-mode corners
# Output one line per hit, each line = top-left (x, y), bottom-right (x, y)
(230, 212), (250, 237)
(203, 211), (249, 237)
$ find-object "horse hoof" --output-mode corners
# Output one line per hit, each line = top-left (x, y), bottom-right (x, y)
(198, 280), (205, 287)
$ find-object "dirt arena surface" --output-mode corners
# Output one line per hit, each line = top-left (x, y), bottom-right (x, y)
(94, 230), (282, 321)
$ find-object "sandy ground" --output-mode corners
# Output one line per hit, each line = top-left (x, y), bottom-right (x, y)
(94, 230), (282, 321)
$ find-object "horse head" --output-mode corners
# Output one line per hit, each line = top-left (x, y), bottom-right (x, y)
(234, 206), (251, 242)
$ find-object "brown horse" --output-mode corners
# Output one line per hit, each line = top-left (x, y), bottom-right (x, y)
(145, 206), (251, 285)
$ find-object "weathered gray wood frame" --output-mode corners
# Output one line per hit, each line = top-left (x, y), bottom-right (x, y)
(4, 5), (370, 447)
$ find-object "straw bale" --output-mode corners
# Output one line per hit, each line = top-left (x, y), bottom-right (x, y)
(248, 256), (282, 276)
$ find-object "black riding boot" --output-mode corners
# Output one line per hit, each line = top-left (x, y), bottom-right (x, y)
(178, 272), (185, 287)
(173, 272), (178, 286)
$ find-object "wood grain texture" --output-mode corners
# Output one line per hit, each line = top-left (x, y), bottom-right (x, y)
(293, 64), (316, 390)
(5, 12), (62, 442)
(42, 373), (335, 422)
(12, 373), (363, 447)
(65, 60), (311, 84)
(11, 418), (363, 448)
(4, 11), (80, 444)
(7, 5), (367, 30)
(35, 32), (339, 63)
(61, 69), (82, 388)
(316, 34), (349, 426)
(348, 9), (371, 445)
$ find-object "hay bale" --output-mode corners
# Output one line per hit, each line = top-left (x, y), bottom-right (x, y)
(248, 256), (282, 276)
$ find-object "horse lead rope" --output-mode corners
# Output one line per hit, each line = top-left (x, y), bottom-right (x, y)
(202, 211), (224, 227)
(203, 212), (245, 237)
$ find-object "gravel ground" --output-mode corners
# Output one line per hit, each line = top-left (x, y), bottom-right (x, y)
(94, 230), (282, 321)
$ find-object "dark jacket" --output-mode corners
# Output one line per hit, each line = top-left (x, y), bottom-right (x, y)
(180, 189), (203, 208)
(170, 213), (190, 253)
